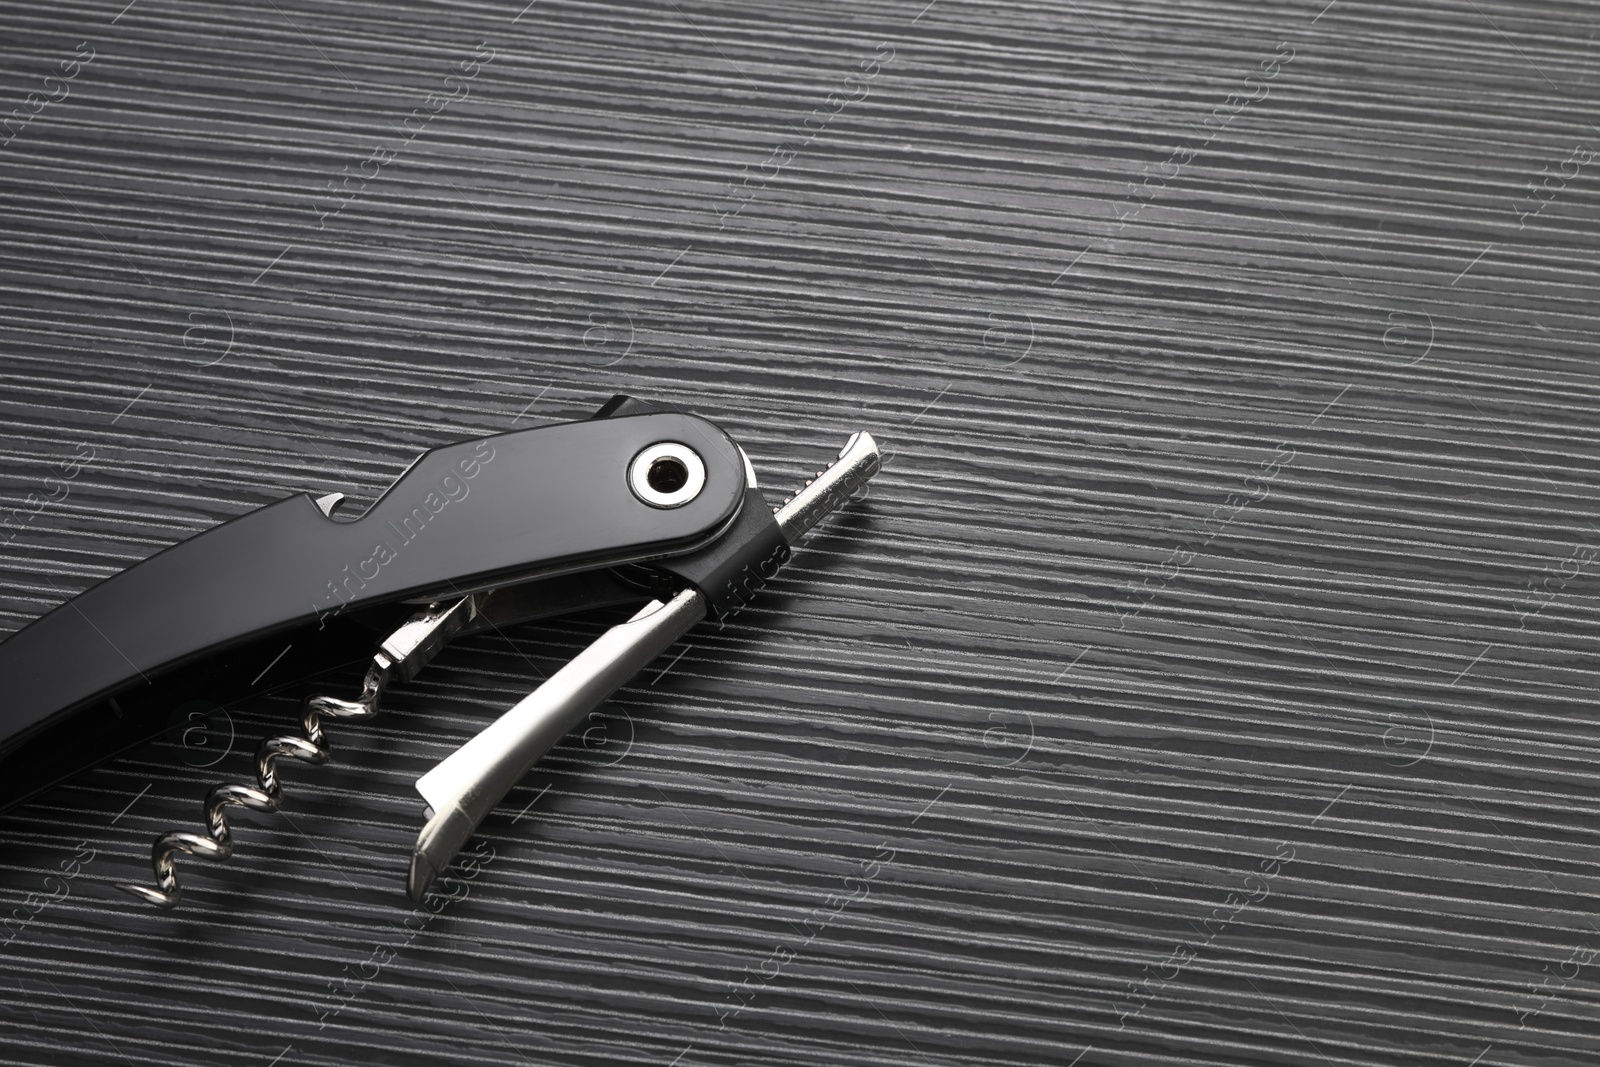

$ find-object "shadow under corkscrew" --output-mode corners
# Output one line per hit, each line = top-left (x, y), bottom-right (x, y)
(117, 599), (475, 908)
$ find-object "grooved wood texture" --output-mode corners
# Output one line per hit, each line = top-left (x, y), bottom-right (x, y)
(2, 0), (1599, 1064)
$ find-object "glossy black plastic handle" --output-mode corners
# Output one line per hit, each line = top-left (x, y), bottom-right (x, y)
(0, 410), (747, 765)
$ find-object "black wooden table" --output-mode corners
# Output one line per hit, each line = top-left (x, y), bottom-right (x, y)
(2, 1), (1597, 1064)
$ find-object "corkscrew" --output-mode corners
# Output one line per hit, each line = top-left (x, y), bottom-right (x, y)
(116, 598), (475, 907)
(0, 395), (882, 907)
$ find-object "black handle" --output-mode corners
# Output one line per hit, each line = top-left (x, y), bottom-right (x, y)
(0, 409), (748, 783)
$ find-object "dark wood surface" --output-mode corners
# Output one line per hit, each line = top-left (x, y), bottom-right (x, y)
(2, 0), (1599, 1064)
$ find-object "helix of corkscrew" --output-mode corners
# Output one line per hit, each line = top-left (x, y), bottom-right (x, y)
(118, 599), (474, 907)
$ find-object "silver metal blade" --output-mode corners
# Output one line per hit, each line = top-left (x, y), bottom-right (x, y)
(773, 430), (881, 544)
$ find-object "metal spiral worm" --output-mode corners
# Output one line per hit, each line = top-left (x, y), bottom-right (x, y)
(118, 598), (475, 908)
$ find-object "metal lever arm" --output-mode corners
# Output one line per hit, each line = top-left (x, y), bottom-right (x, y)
(408, 430), (882, 900)
(409, 591), (705, 898)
